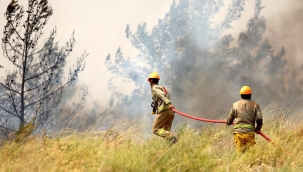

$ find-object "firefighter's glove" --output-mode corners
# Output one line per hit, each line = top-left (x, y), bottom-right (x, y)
(255, 130), (261, 134)
(255, 126), (261, 134)
(152, 107), (157, 114)
(167, 102), (174, 110)
(255, 126), (261, 131)
(151, 111), (156, 115)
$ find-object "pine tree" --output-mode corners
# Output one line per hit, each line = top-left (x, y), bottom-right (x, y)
(0, 0), (87, 137)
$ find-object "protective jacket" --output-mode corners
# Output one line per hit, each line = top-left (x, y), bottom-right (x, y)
(226, 99), (263, 133)
(151, 84), (172, 113)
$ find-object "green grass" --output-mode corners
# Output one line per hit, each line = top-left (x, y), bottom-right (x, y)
(0, 114), (302, 172)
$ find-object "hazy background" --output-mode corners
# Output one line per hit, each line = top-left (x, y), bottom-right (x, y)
(1, 0), (303, 129)
(0, 0), (174, 114)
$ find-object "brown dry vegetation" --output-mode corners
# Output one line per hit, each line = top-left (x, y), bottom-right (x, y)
(0, 106), (302, 172)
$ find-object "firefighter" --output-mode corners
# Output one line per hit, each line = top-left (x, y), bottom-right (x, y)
(226, 86), (263, 152)
(148, 72), (178, 145)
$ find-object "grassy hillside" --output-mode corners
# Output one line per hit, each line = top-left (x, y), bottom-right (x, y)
(0, 111), (302, 172)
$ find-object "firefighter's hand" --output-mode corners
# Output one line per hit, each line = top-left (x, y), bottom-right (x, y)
(226, 121), (232, 125)
(168, 103), (174, 109)
(255, 126), (261, 134)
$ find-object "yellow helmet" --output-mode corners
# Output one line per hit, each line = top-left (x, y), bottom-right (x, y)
(147, 72), (160, 81)
(239, 86), (252, 94)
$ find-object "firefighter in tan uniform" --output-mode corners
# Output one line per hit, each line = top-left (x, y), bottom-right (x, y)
(226, 86), (263, 152)
(147, 72), (178, 145)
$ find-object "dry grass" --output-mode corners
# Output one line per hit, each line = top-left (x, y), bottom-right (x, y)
(0, 106), (302, 172)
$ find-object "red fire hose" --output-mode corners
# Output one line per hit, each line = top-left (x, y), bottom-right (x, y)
(171, 108), (291, 155)
(172, 108), (272, 140)
(172, 108), (226, 124)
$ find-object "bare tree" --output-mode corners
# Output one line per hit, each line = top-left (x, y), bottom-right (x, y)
(0, 0), (87, 138)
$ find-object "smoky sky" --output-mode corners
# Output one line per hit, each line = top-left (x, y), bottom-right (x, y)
(174, 1), (303, 125)
(180, 0), (303, 125)
(104, 0), (303, 129)
(0, 0), (173, 114)
(1, 0), (303, 130)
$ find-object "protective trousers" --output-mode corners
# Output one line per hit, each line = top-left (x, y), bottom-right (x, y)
(152, 109), (174, 139)
(233, 132), (256, 153)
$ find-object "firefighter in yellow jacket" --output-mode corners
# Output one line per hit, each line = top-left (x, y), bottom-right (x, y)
(147, 72), (178, 145)
(226, 86), (263, 152)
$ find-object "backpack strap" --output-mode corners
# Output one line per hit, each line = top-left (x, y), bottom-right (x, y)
(162, 86), (167, 94)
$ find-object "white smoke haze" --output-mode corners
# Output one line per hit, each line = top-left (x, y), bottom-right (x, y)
(104, 0), (303, 129)
(0, 0), (173, 131)
(1, 0), (303, 132)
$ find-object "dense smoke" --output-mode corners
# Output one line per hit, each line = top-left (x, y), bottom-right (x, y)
(105, 0), (303, 128)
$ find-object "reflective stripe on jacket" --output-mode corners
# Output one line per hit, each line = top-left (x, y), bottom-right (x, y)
(226, 99), (263, 133)
(151, 84), (171, 113)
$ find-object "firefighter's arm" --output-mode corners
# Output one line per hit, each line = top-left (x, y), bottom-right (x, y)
(226, 107), (235, 125)
(167, 102), (174, 109)
(255, 103), (263, 131)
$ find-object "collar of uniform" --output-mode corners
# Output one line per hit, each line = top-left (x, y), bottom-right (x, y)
(151, 84), (159, 88)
